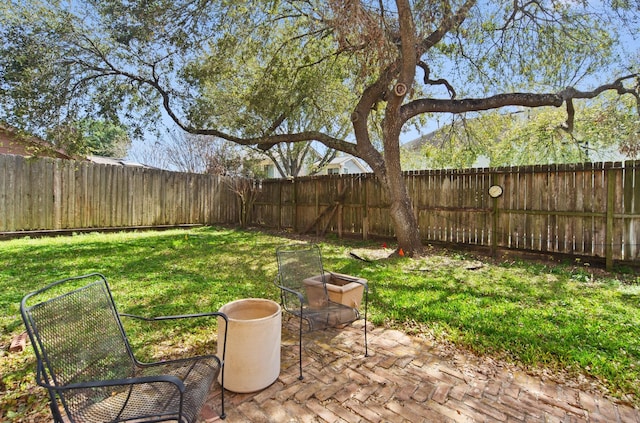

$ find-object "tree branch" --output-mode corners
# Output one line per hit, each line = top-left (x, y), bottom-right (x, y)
(402, 92), (563, 118)
(66, 29), (365, 163)
(419, 0), (476, 53)
(188, 128), (360, 159)
(417, 61), (456, 98)
(401, 74), (640, 125)
(349, 63), (397, 175)
(562, 99), (575, 132)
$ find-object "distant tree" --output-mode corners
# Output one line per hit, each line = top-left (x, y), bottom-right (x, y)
(77, 119), (131, 157)
(126, 137), (172, 170)
(203, 141), (264, 178)
(163, 132), (214, 174)
(41, 118), (130, 158)
(147, 131), (264, 176)
(263, 142), (338, 178)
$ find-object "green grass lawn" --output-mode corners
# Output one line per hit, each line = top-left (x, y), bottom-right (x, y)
(1, 226), (639, 420)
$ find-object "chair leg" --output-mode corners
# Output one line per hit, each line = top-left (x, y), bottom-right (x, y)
(298, 308), (304, 380)
(364, 288), (369, 357)
(220, 376), (226, 419)
(48, 392), (64, 423)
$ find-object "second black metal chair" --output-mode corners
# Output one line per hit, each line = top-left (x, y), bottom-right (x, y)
(274, 244), (368, 380)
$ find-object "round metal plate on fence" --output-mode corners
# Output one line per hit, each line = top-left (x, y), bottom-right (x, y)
(488, 185), (503, 198)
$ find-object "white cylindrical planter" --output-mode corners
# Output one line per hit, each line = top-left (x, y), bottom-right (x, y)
(217, 298), (281, 393)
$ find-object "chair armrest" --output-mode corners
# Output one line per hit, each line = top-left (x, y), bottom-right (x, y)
(35, 359), (185, 393)
(273, 274), (305, 303)
(274, 282), (304, 304)
(66, 374), (184, 391)
(119, 311), (228, 364)
(120, 311), (228, 324)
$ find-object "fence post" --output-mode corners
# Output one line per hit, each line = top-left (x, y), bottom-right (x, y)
(362, 176), (368, 240)
(605, 168), (615, 271)
(490, 172), (499, 258)
(314, 178), (320, 236)
(53, 158), (62, 230)
(337, 178), (343, 238)
(292, 178), (298, 232)
(277, 181), (282, 230)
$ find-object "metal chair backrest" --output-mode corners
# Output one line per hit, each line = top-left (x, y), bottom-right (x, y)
(21, 274), (134, 389)
(276, 243), (328, 309)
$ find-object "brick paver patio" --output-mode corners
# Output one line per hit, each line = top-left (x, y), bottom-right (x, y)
(199, 319), (639, 422)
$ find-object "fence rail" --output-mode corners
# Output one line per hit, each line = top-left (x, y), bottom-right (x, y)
(1, 154), (638, 266)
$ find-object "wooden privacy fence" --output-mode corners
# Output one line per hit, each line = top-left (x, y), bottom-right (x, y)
(0, 154), (239, 232)
(1, 154), (639, 267)
(253, 160), (640, 266)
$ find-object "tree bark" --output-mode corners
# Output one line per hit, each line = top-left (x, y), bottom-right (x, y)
(385, 161), (423, 257)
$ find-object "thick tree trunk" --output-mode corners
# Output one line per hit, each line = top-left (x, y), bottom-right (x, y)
(356, 137), (424, 256)
(380, 95), (423, 255)
(353, 123), (423, 256)
(386, 173), (423, 257)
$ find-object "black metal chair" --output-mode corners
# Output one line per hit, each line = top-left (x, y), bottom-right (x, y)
(274, 244), (368, 380)
(20, 273), (228, 422)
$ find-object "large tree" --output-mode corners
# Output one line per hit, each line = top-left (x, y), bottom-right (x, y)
(1, 1), (639, 255)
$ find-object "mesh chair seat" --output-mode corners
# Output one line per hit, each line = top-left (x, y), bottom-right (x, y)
(68, 357), (218, 422)
(20, 273), (227, 422)
(291, 301), (359, 331)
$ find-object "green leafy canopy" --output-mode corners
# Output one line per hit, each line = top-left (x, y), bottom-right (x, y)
(1, 1), (637, 148)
